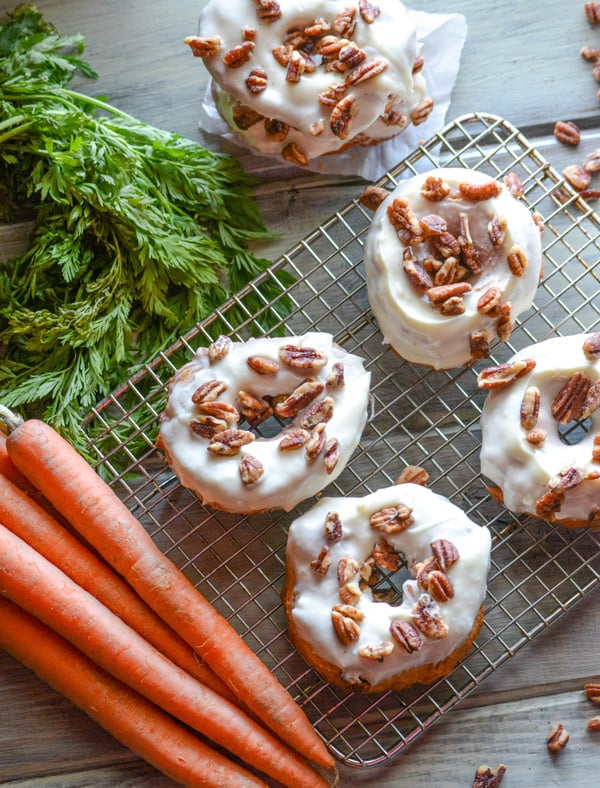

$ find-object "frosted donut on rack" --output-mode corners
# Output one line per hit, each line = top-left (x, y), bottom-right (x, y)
(283, 483), (491, 693)
(185, 0), (432, 166)
(362, 167), (544, 368)
(479, 332), (600, 527)
(157, 333), (371, 514)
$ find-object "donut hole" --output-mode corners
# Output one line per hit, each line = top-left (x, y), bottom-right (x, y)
(557, 416), (593, 446)
(367, 552), (411, 607)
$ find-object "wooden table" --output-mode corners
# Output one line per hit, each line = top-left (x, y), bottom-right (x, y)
(0, 1), (599, 786)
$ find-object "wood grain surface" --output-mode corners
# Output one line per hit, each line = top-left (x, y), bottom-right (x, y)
(1, 1), (599, 786)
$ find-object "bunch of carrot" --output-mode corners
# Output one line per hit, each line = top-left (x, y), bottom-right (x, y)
(0, 414), (335, 787)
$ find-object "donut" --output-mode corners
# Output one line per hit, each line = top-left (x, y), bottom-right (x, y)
(362, 167), (544, 369)
(157, 333), (371, 513)
(283, 483), (491, 693)
(479, 332), (600, 527)
(185, 0), (432, 166)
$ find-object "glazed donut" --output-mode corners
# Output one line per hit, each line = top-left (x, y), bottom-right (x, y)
(363, 167), (544, 368)
(479, 332), (600, 527)
(157, 333), (371, 514)
(185, 0), (432, 166)
(283, 483), (491, 693)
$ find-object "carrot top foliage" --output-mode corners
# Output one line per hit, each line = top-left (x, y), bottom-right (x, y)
(0, 5), (289, 445)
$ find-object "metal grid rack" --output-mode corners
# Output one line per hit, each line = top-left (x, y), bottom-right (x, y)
(84, 113), (600, 769)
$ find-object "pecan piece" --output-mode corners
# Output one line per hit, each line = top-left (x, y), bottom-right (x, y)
(477, 358), (536, 390)
(286, 50), (305, 82)
(526, 427), (547, 446)
(254, 0), (282, 22)
(390, 620), (422, 652)
(323, 437), (340, 474)
(207, 428), (255, 456)
(583, 333), (600, 360)
(311, 545), (331, 575)
(503, 171), (525, 198)
(520, 386), (541, 430)
(553, 120), (581, 145)
(415, 557), (438, 590)
(477, 286), (503, 315)
(403, 248), (433, 290)
(547, 722), (569, 752)
(582, 379), (600, 418)
(191, 379), (227, 404)
(278, 428), (310, 451)
(584, 681), (600, 702)
(239, 454), (264, 484)
(339, 582), (361, 605)
(189, 414), (228, 439)
(420, 213), (447, 237)
(410, 97), (434, 126)
(536, 488), (564, 517)
(434, 256), (459, 287)
(488, 214), (507, 248)
(551, 372), (592, 422)
(281, 141), (309, 167)
(426, 570), (454, 602)
(232, 102), (263, 130)
(358, 641), (394, 660)
(325, 511), (343, 542)
(587, 716), (600, 731)
(359, 0), (381, 23)
(496, 303), (513, 342)
(337, 556), (360, 584)
(458, 178), (502, 201)
(583, 149), (600, 173)
(330, 94), (357, 140)
(388, 197), (424, 245)
(396, 465), (429, 486)
(593, 435), (600, 463)
(301, 396), (334, 429)
(332, 6), (357, 37)
(238, 390), (272, 426)
(275, 379), (324, 419)
(459, 212), (482, 274)
(318, 81), (348, 107)
(472, 764), (507, 788)
(247, 355), (279, 375)
(412, 594), (448, 639)
(421, 175), (450, 201)
(199, 400), (239, 425)
(430, 538), (459, 570)
(326, 362), (345, 389)
(208, 335), (232, 362)
(470, 330), (490, 361)
(305, 423), (326, 461)
(372, 538), (401, 571)
(246, 66), (268, 93)
(184, 35), (222, 58)
(563, 163), (591, 191)
(332, 607), (362, 645)
(345, 58), (388, 86)
(440, 295), (465, 316)
(332, 43), (366, 73)
(223, 41), (255, 68)
(506, 244), (528, 277)
(264, 118), (289, 141)
(279, 344), (327, 371)
(370, 504), (414, 534)
(359, 185), (389, 211)
(585, 2), (600, 24)
(428, 282), (472, 305)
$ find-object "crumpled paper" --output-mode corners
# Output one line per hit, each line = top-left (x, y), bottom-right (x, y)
(198, 9), (467, 182)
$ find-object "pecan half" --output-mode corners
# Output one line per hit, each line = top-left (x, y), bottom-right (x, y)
(372, 538), (401, 571)
(275, 378), (324, 419)
(507, 244), (528, 277)
(430, 538), (460, 570)
(189, 414), (228, 439)
(553, 120), (581, 145)
(477, 286), (503, 315)
(208, 335), (232, 363)
(247, 355), (279, 375)
(339, 582), (361, 606)
(332, 6), (357, 37)
(278, 428), (310, 451)
(223, 41), (255, 68)
(345, 58), (388, 85)
(388, 197), (424, 245)
(286, 50), (306, 82)
(239, 454), (264, 484)
(520, 386), (541, 430)
(254, 0), (282, 22)
(477, 358), (536, 390)
(593, 435), (600, 463)
(547, 722), (569, 752)
(551, 372), (592, 422)
(199, 400), (239, 424)
(325, 511), (343, 542)
(458, 212), (482, 274)
(583, 149), (600, 173)
(311, 545), (331, 575)
(390, 619), (422, 653)
(359, 0), (381, 23)
(332, 609), (361, 645)
(396, 465), (429, 486)
(421, 175), (450, 201)
(410, 97), (434, 126)
(584, 681), (600, 702)
(426, 569), (454, 602)
(583, 333), (600, 360)
(323, 437), (340, 474)
(526, 427), (547, 446)
(412, 595), (449, 639)
(458, 178), (502, 201)
(428, 282), (472, 305)
(246, 66), (268, 93)
(184, 35), (222, 58)
(488, 214), (507, 248)
(563, 163), (591, 191)
(403, 248), (433, 290)
(191, 379), (227, 404)
(301, 396), (334, 429)
(370, 504), (414, 534)
(264, 118), (289, 141)
(238, 390), (272, 426)
(582, 379), (600, 418)
(305, 422), (326, 461)
(232, 102), (263, 130)
(207, 428), (255, 456)
(358, 641), (394, 660)
(503, 171), (525, 198)
(330, 94), (357, 139)
(279, 344), (327, 370)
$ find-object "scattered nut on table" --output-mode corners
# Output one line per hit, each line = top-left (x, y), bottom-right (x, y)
(547, 721), (570, 751)
(472, 764), (507, 787)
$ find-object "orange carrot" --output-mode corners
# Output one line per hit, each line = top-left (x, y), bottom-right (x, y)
(0, 470), (235, 705)
(0, 596), (266, 788)
(6, 417), (334, 772)
(0, 523), (330, 788)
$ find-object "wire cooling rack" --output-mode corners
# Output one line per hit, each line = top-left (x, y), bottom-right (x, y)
(84, 113), (600, 769)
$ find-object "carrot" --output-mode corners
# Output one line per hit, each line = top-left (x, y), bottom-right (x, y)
(0, 470), (235, 705)
(0, 596), (266, 788)
(5, 417), (334, 772)
(0, 523), (330, 788)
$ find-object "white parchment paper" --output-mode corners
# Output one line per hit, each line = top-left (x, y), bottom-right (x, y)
(198, 10), (467, 181)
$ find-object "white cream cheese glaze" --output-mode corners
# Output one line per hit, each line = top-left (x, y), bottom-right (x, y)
(363, 167), (544, 368)
(158, 333), (371, 513)
(480, 333), (600, 525)
(187, 0), (429, 163)
(285, 483), (491, 687)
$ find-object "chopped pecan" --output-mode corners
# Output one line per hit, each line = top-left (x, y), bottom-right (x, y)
(390, 619), (422, 653)
(488, 214), (507, 248)
(305, 423), (326, 461)
(370, 504), (414, 534)
(506, 245), (528, 277)
(191, 379), (227, 405)
(239, 454), (264, 484)
(496, 304), (513, 342)
(272, 43), (293, 66)
(309, 119), (325, 136)
(337, 556), (360, 584)
(279, 344), (327, 370)
(372, 538), (401, 571)
(412, 594), (449, 639)
(459, 212), (482, 274)
(477, 358), (536, 390)
(325, 511), (343, 542)
(583, 333), (600, 360)
(207, 428), (255, 456)
(358, 641), (394, 660)
(396, 465), (429, 486)
(184, 35), (222, 58)
(582, 379), (600, 418)
(431, 539), (460, 570)
(387, 197), (424, 245)
(421, 175), (450, 201)
(434, 256), (459, 287)
(304, 17), (330, 36)
(553, 120), (581, 145)
(472, 764), (507, 788)
(477, 286), (503, 315)
(434, 230), (461, 258)
(278, 428), (310, 451)
(199, 400), (239, 425)
(426, 569), (454, 602)
(547, 722), (569, 752)
(318, 81), (348, 107)
(550, 465), (586, 493)
(428, 282), (472, 305)
(326, 362), (345, 389)
(470, 330), (491, 360)
(223, 41), (255, 68)
(458, 178), (502, 201)
(232, 102), (263, 130)
(414, 557), (437, 590)
(330, 94), (357, 139)
(317, 35), (350, 59)
(410, 97), (434, 126)
(301, 396), (334, 429)
(440, 295), (465, 316)
(584, 681), (600, 701)
(563, 163), (591, 191)
(275, 378), (324, 419)
(311, 545), (332, 575)
(588, 716), (600, 731)
(526, 427), (547, 446)
(246, 66), (268, 93)
(254, 0), (282, 22)
(238, 390), (272, 426)
(359, 185), (389, 211)
(503, 171), (525, 198)
(420, 213), (447, 237)
(536, 488), (564, 517)
(359, 0), (381, 23)
(345, 58), (388, 85)
(189, 414), (228, 439)
(331, 42), (366, 72)
(583, 149), (600, 172)
(403, 248), (433, 290)
(323, 437), (340, 474)
(332, 6), (357, 37)
(551, 372), (592, 422)
(286, 50), (305, 82)
(332, 607), (362, 645)
(339, 582), (361, 605)
(581, 44), (600, 60)
(243, 27), (257, 41)
(247, 355), (279, 375)
(264, 118), (289, 141)
(208, 335), (232, 363)
(281, 141), (309, 167)
(520, 386), (541, 430)
(412, 54), (425, 74)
